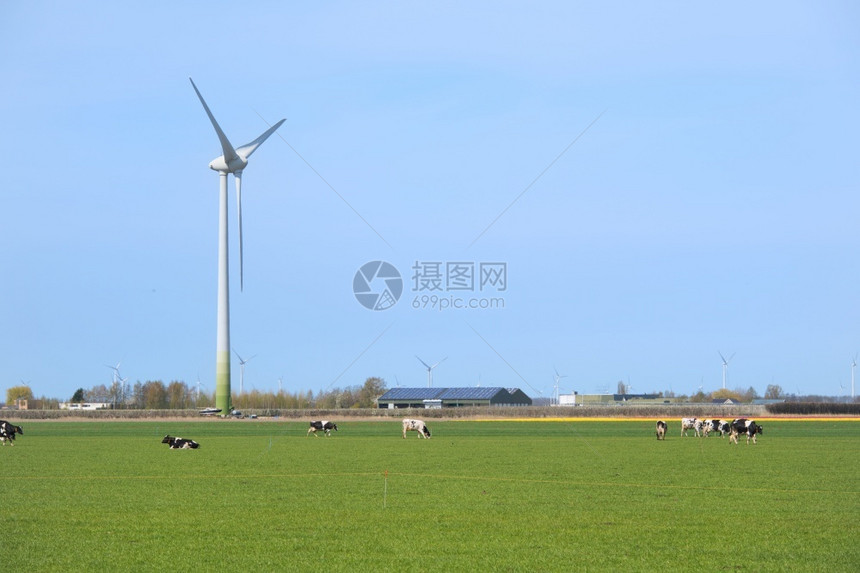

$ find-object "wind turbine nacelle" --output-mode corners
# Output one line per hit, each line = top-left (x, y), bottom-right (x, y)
(209, 154), (248, 173)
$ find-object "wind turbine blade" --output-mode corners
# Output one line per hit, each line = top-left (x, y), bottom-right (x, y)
(431, 357), (448, 369)
(415, 355), (431, 369)
(189, 77), (240, 165)
(718, 351), (727, 364)
(236, 119), (286, 159)
(235, 171), (244, 291)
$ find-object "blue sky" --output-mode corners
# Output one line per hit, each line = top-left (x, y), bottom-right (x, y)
(2, 1), (858, 401)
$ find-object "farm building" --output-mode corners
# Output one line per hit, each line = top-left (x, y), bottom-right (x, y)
(378, 387), (532, 408)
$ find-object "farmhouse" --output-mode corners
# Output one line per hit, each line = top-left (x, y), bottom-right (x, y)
(378, 387), (532, 409)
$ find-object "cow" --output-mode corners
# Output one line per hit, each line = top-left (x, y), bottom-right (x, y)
(655, 420), (667, 440)
(0, 420), (23, 446)
(701, 419), (730, 437)
(161, 435), (200, 449)
(729, 419), (763, 445)
(681, 417), (702, 437)
(402, 418), (431, 439)
(307, 420), (338, 437)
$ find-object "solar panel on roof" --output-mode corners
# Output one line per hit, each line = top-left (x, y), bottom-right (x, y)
(438, 387), (505, 400)
(378, 388), (444, 400)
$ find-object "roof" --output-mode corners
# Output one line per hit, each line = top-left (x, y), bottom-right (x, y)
(379, 387), (443, 400)
(379, 387), (529, 401)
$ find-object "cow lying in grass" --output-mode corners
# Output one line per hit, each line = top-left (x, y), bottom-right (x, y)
(655, 420), (667, 440)
(307, 420), (338, 437)
(0, 420), (23, 446)
(161, 435), (200, 449)
(402, 418), (431, 439)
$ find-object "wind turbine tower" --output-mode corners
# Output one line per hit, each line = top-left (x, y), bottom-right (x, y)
(233, 349), (256, 395)
(553, 368), (567, 406)
(719, 351), (735, 390)
(416, 355), (447, 387)
(852, 353), (857, 399)
(190, 78), (284, 416)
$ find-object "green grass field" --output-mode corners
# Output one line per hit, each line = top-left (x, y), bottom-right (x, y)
(3, 419), (858, 571)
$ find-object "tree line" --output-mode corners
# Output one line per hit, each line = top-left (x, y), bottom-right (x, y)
(5, 378), (389, 410)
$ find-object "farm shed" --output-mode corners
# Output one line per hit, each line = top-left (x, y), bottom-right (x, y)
(378, 387), (532, 408)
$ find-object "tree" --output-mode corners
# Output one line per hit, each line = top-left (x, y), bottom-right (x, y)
(689, 390), (708, 403)
(711, 388), (743, 402)
(764, 384), (785, 399)
(71, 388), (85, 403)
(617, 380), (627, 394)
(357, 377), (387, 408)
(167, 380), (189, 409)
(141, 380), (168, 409)
(742, 386), (760, 403)
(7, 385), (34, 404)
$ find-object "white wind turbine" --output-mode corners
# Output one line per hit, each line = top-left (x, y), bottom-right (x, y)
(233, 349), (257, 395)
(416, 355), (447, 388)
(553, 367), (567, 406)
(719, 351), (735, 389)
(190, 78), (284, 415)
(852, 353), (857, 399)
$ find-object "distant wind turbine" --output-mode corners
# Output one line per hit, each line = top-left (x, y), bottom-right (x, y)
(416, 355), (447, 387)
(719, 351), (735, 389)
(233, 349), (257, 394)
(190, 78), (284, 415)
(553, 367), (568, 406)
(106, 361), (122, 384)
(852, 353), (857, 399)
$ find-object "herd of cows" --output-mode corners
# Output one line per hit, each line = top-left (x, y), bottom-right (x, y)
(2, 417), (763, 448)
(657, 417), (764, 444)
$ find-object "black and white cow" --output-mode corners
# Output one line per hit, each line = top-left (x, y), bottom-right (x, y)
(681, 417), (702, 437)
(402, 418), (431, 439)
(702, 419), (731, 438)
(161, 435), (200, 449)
(655, 420), (667, 440)
(307, 420), (338, 437)
(0, 420), (23, 446)
(729, 419), (763, 445)
(714, 420), (731, 438)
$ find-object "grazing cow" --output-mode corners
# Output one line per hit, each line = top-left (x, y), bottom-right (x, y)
(402, 418), (431, 439)
(655, 420), (667, 440)
(161, 435), (200, 449)
(0, 420), (23, 446)
(307, 420), (338, 437)
(681, 417), (702, 437)
(729, 419), (763, 445)
(701, 419), (730, 437)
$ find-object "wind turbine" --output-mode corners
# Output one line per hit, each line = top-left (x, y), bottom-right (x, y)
(416, 355), (447, 387)
(190, 78), (284, 415)
(106, 361), (122, 384)
(719, 351), (735, 389)
(233, 349), (257, 395)
(849, 355), (857, 399)
(553, 367), (567, 406)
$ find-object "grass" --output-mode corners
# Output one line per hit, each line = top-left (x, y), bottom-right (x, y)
(3, 419), (858, 571)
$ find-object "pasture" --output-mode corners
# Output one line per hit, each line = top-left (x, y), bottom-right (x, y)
(3, 419), (858, 571)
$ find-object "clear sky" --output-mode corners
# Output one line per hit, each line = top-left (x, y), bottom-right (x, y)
(2, 1), (858, 402)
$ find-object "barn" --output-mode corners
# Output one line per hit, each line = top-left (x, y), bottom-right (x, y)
(377, 387), (532, 408)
